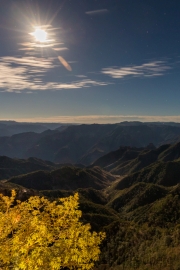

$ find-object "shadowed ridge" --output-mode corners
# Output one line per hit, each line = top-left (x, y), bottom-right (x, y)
(0, 155), (58, 180)
(109, 159), (180, 191)
(6, 166), (117, 191)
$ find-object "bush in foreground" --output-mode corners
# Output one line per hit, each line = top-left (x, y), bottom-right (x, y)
(0, 190), (105, 269)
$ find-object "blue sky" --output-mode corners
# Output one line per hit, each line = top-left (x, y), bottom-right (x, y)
(0, 0), (180, 123)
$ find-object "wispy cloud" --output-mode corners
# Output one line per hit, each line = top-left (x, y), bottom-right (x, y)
(2, 56), (54, 69)
(0, 56), (109, 92)
(85, 9), (108, 15)
(2, 115), (180, 124)
(53, 47), (68, 51)
(102, 61), (171, 79)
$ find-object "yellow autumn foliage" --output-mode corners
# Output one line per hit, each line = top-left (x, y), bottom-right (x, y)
(0, 190), (105, 270)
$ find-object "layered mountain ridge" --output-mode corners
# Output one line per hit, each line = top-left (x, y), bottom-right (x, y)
(0, 122), (180, 165)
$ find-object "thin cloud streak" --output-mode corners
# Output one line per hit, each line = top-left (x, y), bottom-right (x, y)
(2, 115), (180, 124)
(85, 9), (108, 15)
(2, 56), (54, 69)
(102, 61), (172, 79)
(0, 56), (110, 92)
(53, 47), (68, 51)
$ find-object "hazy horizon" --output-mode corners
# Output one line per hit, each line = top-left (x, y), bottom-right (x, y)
(1, 115), (180, 124)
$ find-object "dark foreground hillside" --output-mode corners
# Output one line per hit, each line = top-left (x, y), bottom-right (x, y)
(1, 178), (180, 269)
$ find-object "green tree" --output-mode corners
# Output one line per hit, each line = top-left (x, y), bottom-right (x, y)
(0, 190), (105, 270)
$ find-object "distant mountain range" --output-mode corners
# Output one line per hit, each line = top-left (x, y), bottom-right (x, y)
(0, 122), (180, 164)
(0, 120), (73, 136)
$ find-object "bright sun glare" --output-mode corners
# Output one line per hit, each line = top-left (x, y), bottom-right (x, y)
(32, 28), (47, 42)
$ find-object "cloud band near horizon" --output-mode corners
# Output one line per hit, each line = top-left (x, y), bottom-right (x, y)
(1, 115), (180, 124)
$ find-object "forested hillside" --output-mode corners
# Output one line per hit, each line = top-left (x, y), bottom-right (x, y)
(1, 135), (180, 269)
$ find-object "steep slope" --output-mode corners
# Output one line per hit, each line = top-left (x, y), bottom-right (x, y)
(92, 142), (180, 176)
(91, 146), (144, 170)
(107, 182), (168, 214)
(6, 166), (117, 191)
(158, 141), (180, 161)
(109, 181), (180, 226)
(0, 156), (58, 180)
(96, 179), (180, 269)
(112, 159), (180, 190)
(110, 144), (170, 175)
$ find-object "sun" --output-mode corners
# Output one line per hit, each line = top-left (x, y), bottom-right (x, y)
(31, 27), (47, 43)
